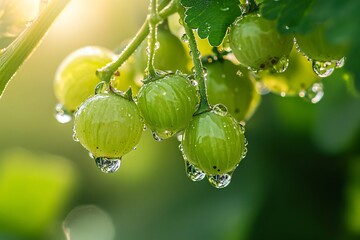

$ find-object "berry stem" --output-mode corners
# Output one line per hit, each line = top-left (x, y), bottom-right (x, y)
(96, 0), (179, 83)
(0, 0), (71, 98)
(179, 9), (210, 114)
(146, 0), (159, 78)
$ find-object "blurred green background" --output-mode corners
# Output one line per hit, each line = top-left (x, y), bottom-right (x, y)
(1, 0), (360, 239)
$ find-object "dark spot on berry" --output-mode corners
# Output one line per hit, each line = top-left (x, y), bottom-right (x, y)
(300, 83), (306, 88)
(260, 63), (265, 69)
(217, 169), (220, 172)
(96, 146), (99, 149)
(271, 59), (277, 65)
(213, 166), (217, 169)
(114, 71), (120, 76)
(234, 108), (240, 114)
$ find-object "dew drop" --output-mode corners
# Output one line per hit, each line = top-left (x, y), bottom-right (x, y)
(220, 6), (230, 11)
(152, 132), (163, 141)
(178, 143), (184, 152)
(95, 81), (107, 94)
(143, 124), (147, 131)
(185, 160), (206, 182)
(212, 104), (228, 116)
(95, 157), (121, 173)
(312, 61), (335, 78)
(208, 173), (232, 189)
(54, 103), (72, 124)
(181, 33), (189, 42)
(132, 146), (137, 151)
(72, 130), (79, 142)
(177, 133), (183, 142)
(239, 122), (246, 134)
(154, 41), (160, 51)
(272, 56), (289, 73)
(242, 147), (248, 159)
(303, 82), (324, 104)
(191, 80), (198, 86)
(240, 0), (250, 13)
(336, 57), (345, 68)
(145, 46), (151, 56)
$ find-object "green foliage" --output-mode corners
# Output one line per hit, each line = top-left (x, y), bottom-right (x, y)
(180, 0), (242, 46)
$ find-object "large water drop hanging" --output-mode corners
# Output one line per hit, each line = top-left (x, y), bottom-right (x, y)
(185, 160), (206, 182)
(208, 173), (232, 189)
(95, 157), (121, 173)
(312, 61), (335, 78)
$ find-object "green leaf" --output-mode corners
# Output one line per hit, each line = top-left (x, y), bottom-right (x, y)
(260, 0), (313, 34)
(181, 0), (242, 46)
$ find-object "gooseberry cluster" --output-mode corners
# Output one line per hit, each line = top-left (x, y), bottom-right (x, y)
(53, 0), (346, 188)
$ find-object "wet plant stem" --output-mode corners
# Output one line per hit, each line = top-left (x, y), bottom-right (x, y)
(179, 9), (210, 114)
(0, 0), (71, 98)
(96, 0), (179, 83)
(146, 0), (159, 78)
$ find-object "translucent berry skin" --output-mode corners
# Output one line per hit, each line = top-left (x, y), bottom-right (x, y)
(295, 26), (347, 62)
(136, 29), (189, 73)
(230, 13), (293, 70)
(205, 59), (261, 122)
(137, 74), (199, 139)
(182, 111), (246, 175)
(54, 46), (115, 112)
(110, 57), (142, 95)
(259, 48), (320, 96)
(74, 92), (143, 159)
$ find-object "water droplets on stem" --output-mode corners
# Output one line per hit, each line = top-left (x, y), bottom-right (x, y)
(55, 103), (72, 124)
(208, 173), (232, 189)
(95, 157), (121, 173)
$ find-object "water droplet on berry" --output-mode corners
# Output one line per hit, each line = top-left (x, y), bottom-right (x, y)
(302, 82), (324, 104)
(272, 56), (289, 73)
(95, 81), (107, 94)
(239, 122), (246, 134)
(312, 60), (335, 78)
(212, 104), (228, 116)
(72, 129), (79, 142)
(152, 132), (163, 141)
(177, 133), (183, 142)
(95, 157), (121, 173)
(208, 172), (232, 189)
(185, 160), (206, 182)
(336, 57), (345, 68)
(241, 146), (248, 159)
(220, 6), (230, 11)
(132, 146), (137, 151)
(55, 103), (72, 124)
(178, 143), (183, 152)
(143, 124), (147, 131)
